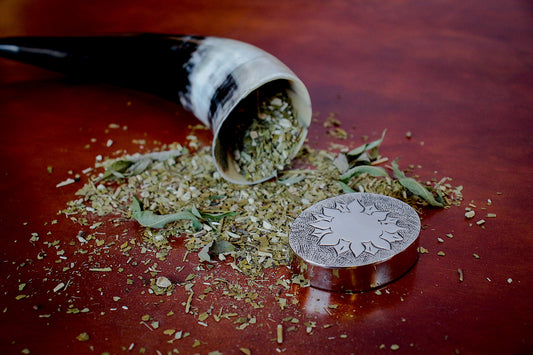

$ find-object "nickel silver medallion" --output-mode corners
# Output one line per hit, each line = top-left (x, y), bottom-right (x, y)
(289, 193), (421, 292)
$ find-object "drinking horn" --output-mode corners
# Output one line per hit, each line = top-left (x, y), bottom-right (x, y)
(0, 33), (312, 184)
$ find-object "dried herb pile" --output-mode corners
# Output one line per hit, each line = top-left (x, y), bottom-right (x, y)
(13, 125), (469, 353)
(63, 130), (463, 278)
(224, 88), (306, 182)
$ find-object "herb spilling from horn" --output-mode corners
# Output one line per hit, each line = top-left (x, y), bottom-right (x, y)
(0, 33), (312, 184)
(221, 82), (306, 182)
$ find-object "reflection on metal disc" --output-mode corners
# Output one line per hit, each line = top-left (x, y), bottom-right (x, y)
(289, 193), (421, 292)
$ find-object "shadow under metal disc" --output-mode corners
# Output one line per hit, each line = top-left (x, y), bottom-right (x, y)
(289, 193), (421, 292)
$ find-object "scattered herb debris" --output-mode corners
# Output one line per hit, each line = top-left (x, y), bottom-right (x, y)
(277, 324), (284, 344)
(62, 131), (462, 279)
(391, 159), (444, 207)
(458, 268), (464, 282)
(76, 332), (90, 342)
(41, 124), (467, 352)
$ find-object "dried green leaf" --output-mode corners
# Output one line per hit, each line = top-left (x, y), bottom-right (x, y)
(366, 129), (387, 151)
(277, 172), (306, 186)
(198, 241), (213, 262)
(131, 197), (236, 231)
(190, 218), (203, 231)
(391, 160), (443, 207)
(435, 188), (445, 205)
(346, 144), (366, 159)
(199, 240), (236, 263)
(338, 181), (355, 193)
(332, 153), (349, 173)
(398, 178), (443, 207)
(103, 160), (134, 179)
(127, 158), (152, 176)
(103, 149), (185, 180)
(195, 210), (237, 231)
(131, 196), (200, 229)
(210, 240), (236, 254)
(347, 129), (386, 158)
(190, 205), (203, 219)
(391, 159), (407, 179)
(339, 165), (389, 182)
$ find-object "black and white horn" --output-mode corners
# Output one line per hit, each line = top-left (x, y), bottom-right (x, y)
(0, 33), (312, 184)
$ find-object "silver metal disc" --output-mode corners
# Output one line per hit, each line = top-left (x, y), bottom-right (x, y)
(289, 193), (421, 292)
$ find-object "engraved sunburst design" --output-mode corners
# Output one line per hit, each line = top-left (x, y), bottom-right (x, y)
(310, 199), (404, 258)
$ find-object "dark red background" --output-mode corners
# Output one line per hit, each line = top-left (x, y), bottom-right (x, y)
(1, 1), (532, 354)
